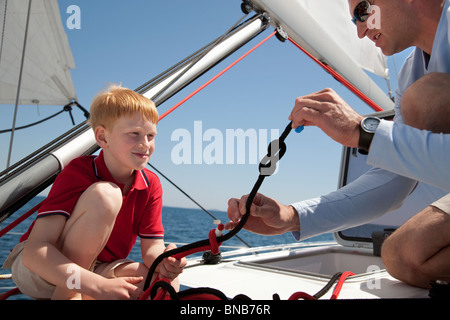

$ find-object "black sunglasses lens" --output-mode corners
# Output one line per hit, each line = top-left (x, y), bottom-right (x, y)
(353, 1), (370, 23)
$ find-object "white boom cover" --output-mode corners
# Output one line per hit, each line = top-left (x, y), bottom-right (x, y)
(0, 0), (77, 106)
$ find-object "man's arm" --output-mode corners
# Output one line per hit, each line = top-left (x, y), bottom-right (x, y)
(368, 120), (450, 193)
(291, 167), (418, 241)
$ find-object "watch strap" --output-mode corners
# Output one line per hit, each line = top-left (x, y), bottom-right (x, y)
(358, 122), (374, 155)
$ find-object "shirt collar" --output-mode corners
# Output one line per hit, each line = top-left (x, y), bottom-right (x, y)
(93, 150), (149, 192)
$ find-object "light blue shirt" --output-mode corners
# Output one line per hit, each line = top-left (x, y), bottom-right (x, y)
(292, 0), (450, 241)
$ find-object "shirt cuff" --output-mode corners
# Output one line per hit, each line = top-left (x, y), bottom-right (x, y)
(289, 198), (321, 242)
(367, 119), (392, 165)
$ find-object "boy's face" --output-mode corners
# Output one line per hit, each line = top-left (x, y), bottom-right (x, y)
(99, 113), (157, 176)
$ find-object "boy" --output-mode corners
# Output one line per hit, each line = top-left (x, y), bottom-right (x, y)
(4, 85), (186, 299)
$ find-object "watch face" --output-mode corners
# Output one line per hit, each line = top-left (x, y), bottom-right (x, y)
(362, 117), (380, 132)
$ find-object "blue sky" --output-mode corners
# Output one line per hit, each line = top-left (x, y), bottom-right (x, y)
(1, 0), (412, 211)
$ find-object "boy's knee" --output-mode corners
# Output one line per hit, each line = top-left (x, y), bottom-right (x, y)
(85, 182), (122, 219)
(402, 73), (450, 133)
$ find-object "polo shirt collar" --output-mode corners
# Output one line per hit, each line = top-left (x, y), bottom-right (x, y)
(93, 151), (149, 192)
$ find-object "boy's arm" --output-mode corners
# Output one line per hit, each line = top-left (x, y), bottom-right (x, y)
(141, 238), (166, 269)
(23, 216), (142, 299)
(23, 215), (79, 286)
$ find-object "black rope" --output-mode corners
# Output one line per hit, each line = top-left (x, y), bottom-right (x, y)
(313, 272), (343, 299)
(148, 271), (347, 301)
(0, 101), (89, 134)
(143, 121), (294, 291)
(0, 109), (64, 134)
(150, 280), (180, 300)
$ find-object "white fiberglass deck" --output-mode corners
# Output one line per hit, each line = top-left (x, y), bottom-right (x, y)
(179, 243), (429, 300)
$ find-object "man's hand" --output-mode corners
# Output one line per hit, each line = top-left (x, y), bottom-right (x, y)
(225, 193), (299, 235)
(289, 88), (363, 148)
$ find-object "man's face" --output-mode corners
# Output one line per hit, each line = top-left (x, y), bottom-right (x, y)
(347, 0), (413, 56)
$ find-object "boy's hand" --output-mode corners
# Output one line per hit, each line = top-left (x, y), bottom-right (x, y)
(92, 276), (144, 300)
(158, 243), (187, 280)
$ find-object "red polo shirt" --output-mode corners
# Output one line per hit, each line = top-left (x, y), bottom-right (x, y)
(21, 151), (164, 262)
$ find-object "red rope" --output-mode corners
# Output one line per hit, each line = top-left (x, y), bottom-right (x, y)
(139, 226), (223, 300)
(288, 271), (355, 300)
(0, 287), (21, 300)
(288, 38), (383, 112)
(0, 201), (42, 239)
(288, 291), (316, 300)
(158, 30), (277, 121)
(330, 271), (355, 299)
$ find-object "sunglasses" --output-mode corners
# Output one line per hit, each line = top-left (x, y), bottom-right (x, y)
(351, 0), (371, 25)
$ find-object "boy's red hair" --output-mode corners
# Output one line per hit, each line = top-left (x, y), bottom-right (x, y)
(89, 85), (158, 130)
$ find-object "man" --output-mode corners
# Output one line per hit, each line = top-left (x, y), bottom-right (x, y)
(226, 0), (450, 289)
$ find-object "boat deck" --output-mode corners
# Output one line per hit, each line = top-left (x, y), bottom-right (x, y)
(179, 242), (429, 300)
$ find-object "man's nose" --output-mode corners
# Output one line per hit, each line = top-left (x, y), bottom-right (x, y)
(356, 22), (368, 39)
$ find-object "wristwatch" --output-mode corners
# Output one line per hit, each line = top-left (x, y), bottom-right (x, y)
(358, 116), (381, 155)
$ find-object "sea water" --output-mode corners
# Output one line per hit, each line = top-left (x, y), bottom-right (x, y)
(0, 196), (333, 300)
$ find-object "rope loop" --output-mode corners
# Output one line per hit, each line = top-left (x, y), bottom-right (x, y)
(258, 122), (292, 176)
(259, 138), (287, 176)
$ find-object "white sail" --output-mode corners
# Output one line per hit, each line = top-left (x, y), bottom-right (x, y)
(0, 0), (76, 106)
(251, 0), (394, 110)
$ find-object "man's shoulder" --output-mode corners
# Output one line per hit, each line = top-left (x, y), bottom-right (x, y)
(396, 49), (423, 93)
